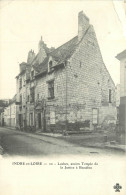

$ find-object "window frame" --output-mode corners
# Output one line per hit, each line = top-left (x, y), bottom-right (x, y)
(30, 87), (35, 103)
(48, 80), (54, 99)
(49, 61), (53, 71)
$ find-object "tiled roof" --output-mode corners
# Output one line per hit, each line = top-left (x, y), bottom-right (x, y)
(34, 36), (78, 75)
(9, 94), (16, 105)
(31, 43), (54, 65)
(50, 36), (78, 63)
(33, 56), (49, 75)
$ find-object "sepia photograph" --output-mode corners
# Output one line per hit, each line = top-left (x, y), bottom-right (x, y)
(0, 0), (126, 194)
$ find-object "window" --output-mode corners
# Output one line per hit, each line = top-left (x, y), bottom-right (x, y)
(30, 113), (33, 126)
(49, 61), (53, 71)
(30, 87), (35, 102)
(19, 78), (22, 89)
(23, 92), (25, 99)
(48, 80), (54, 99)
(20, 95), (22, 104)
(92, 108), (98, 125)
(31, 70), (34, 79)
(27, 95), (29, 102)
(37, 94), (39, 100)
(109, 89), (112, 103)
(23, 79), (26, 86)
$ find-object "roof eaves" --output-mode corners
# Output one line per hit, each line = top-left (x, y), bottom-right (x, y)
(35, 69), (47, 78)
(15, 69), (26, 78)
(116, 50), (126, 61)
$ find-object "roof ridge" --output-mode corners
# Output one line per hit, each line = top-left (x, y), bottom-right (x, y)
(49, 35), (78, 54)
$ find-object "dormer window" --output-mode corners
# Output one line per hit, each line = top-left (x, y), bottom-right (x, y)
(49, 61), (53, 71)
(31, 70), (34, 79)
(20, 95), (22, 104)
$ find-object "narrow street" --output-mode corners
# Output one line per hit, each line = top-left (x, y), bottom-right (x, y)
(0, 127), (124, 157)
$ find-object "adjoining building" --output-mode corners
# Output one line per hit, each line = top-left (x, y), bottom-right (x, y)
(0, 99), (10, 126)
(15, 11), (117, 132)
(4, 95), (17, 128)
(0, 109), (4, 127)
(116, 50), (126, 144)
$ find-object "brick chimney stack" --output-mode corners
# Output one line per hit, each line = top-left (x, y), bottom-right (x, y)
(27, 50), (35, 64)
(78, 11), (90, 42)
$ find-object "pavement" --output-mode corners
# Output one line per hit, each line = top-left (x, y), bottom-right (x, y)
(0, 145), (4, 155)
(0, 137), (4, 155)
(32, 129), (126, 153)
(0, 127), (126, 156)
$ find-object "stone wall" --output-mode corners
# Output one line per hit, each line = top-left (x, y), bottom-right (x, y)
(34, 66), (67, 131)
(65, 25), (116, 130)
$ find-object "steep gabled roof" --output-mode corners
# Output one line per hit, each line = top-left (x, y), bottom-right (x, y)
(9, 94), (16, 105)
(31, 43), (54, 65)
(33, 56), (49, 74)
(50, 36), (78, 63)
(33, 36), (79, 76)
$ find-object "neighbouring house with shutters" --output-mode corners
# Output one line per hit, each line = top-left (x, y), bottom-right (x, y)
(15, 11), (117, 132)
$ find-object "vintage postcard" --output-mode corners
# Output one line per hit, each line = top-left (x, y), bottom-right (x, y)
(0, 0), (126, 195)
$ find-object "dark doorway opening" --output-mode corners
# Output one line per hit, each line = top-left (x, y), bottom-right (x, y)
(19, 114), (22, 128)
(38, 113), (41, 129)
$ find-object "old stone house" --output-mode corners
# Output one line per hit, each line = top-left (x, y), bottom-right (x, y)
(16, 11), (117, 132)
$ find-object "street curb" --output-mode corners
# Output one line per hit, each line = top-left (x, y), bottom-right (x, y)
(36, 133), (63, 138)
(78, 144), (126, 153)
(2, 126), (126, 153)
(37, 133), (126, 153)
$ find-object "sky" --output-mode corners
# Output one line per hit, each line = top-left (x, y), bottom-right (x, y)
(0, 0), (126, 99)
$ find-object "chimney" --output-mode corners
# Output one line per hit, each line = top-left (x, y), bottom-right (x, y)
(27, 50), (35, 64)
(78, 11), (90, 41)
(38, 36), (44, 51)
